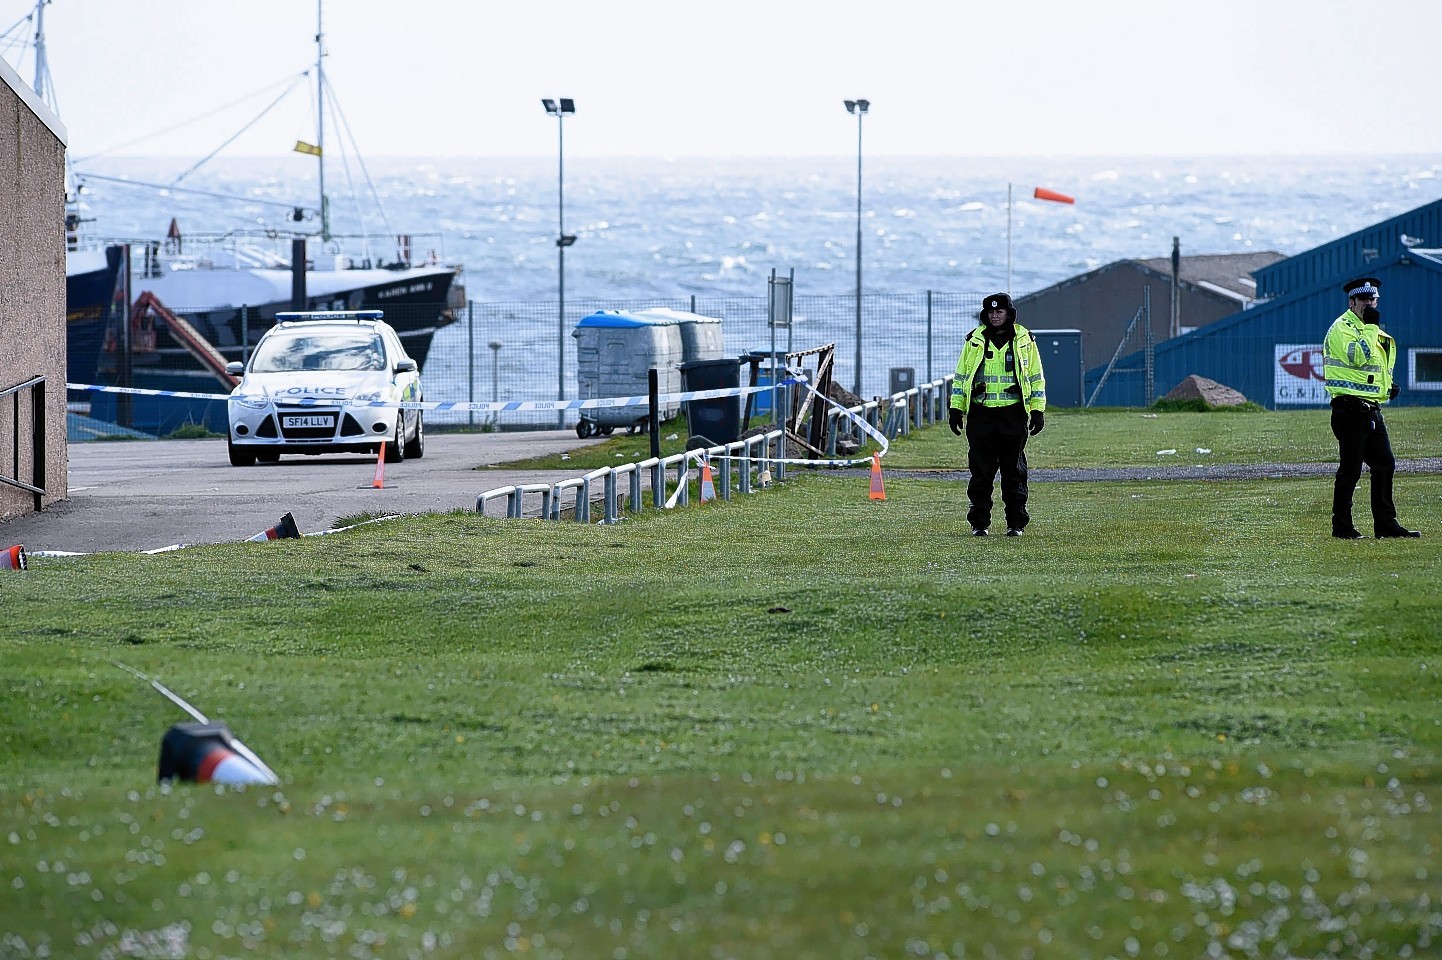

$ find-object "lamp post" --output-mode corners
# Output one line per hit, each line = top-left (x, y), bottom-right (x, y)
(1006, 182), (1014, 296)
(844, 98), (869, 396)
(488, 340), (503, 429)
(541, 98), (577, 428)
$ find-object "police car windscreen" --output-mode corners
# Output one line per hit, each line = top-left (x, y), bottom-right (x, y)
(251, 333), (387, 373)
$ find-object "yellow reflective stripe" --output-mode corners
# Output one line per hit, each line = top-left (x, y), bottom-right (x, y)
(1324, 357), (1381, 374)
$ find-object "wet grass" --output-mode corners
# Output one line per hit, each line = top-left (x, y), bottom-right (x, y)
(1, 467), (1440, 958)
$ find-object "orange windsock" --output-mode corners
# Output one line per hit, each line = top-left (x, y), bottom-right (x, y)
(1033, 187), (1075, 204)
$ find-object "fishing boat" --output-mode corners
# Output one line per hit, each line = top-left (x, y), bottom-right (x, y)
(4, 0), (463, 410)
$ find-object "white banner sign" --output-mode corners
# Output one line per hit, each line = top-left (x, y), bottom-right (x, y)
(1274, 344), (1328, 405)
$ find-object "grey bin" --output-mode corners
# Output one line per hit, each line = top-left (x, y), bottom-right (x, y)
(631, 307), (725, 364)
(572, 310), (684, 436)
(680, 357), (743, 447)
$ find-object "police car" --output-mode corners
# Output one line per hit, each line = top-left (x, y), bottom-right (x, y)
(224, 311), (423, 466)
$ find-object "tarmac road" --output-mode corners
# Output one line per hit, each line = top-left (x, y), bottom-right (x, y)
(10, 437), (1437, 556)
(0, 432), (603, 555)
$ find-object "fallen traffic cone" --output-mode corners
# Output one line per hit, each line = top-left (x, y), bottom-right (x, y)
(158, 721), (278, 786)
(247, 512), (301, 542)
(699, 458), (717, 503)
(371, 442), (387, 489)
(2, 544), (26, 570)
(869, 453), (886, 501)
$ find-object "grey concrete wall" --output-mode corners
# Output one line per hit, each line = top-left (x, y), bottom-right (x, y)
(0, 58), (68, 522)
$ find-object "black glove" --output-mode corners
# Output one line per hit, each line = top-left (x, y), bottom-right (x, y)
(1389, 384), (1400, 401)
(1028, 410), (1045, 436)
(1363, 306), (1381, 325)
(948, 407), (964, 436)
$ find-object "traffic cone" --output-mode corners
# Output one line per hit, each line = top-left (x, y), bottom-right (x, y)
(371, 442), (387, 489)
(869, 454), (886, 501)
(247, 512), (301, 542)
(2, 544), (26, 570)
(158, 722), (277, 786)
(699, 458), (716, 503)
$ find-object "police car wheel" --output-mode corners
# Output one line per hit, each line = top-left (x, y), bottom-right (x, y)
(403, 411), (424, 460)
(227, 437), (256, 467)
(384, 418), (405, 463)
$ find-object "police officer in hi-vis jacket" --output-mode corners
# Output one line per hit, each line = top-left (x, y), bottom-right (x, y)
(1323, 276), (1420, 539)
(948, 293), (1047, 537)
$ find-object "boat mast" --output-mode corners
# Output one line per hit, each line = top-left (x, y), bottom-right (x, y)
(30, 0), (53, 108)
(315, 0), (328, 241)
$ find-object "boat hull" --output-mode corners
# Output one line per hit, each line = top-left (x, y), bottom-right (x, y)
(65, 247), (123, 386)
(74, 258), (462, 437)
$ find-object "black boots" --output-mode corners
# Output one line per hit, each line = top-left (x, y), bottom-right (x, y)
(1333, 521), (1422, 539)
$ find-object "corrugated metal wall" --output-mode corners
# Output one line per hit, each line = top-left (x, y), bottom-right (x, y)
(1255, 200), (1442, 299)
(1085, 252), (1442, 408)
(1086, 199), (1442, 408)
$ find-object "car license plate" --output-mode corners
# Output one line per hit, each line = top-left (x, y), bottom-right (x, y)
(283, 414), (335, 429)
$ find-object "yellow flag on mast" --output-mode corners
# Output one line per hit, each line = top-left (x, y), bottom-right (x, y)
(293, 140), (322, 157)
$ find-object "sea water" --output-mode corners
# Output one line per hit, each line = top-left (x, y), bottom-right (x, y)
(74, 153), (1442, 409)
(75, 153), (1442, 300)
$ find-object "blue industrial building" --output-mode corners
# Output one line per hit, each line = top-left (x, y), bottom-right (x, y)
(1085, 198), (1442, 408)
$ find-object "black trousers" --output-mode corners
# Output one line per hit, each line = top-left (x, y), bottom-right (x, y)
(1330, 396), (1397, 533)
(965, 403), (1029, 531)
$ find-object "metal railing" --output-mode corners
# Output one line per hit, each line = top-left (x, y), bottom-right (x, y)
(1, 375), (47, 512)
(475, 376), (954, 522)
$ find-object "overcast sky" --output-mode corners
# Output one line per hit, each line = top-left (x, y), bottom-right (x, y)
(4, 0), (1439, 160)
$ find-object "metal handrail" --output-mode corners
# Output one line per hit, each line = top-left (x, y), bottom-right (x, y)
(0, 375), (46, 512)
(470, 378), (961, 523)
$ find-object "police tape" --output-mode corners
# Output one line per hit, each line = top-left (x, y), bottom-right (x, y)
(69, 370), (895, 467)
(694, 373), (890, 471)
(66, 381), (782, 414)
(659, 373), (893, 509)
(70, 369), (898, 516)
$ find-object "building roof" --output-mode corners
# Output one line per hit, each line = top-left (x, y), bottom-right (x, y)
(1252, 197), (1442, 300)
(1135, 252), (1287, 301)
(1017, 251), (1286, 308)
(0, 51), (66, 144)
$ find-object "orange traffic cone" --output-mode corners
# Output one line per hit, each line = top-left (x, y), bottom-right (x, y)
(869, 454), (886, 501)
(371, 442), (387, 489)
(699, 458), (716, 503)
(247, 512), (301, 542)
(2, 544), (26, 570)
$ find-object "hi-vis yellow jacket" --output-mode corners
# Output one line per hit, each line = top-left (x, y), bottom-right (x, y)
(950, 322), (1047, 416)
(1323, 309), (1395, 402)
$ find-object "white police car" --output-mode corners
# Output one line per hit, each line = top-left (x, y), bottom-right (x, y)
(225, 311), (423, 466)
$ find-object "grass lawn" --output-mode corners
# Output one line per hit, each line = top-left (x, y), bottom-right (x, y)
(2, 411), (1440, 959)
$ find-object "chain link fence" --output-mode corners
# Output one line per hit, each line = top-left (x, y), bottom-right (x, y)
(71, 292), (988, 436)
